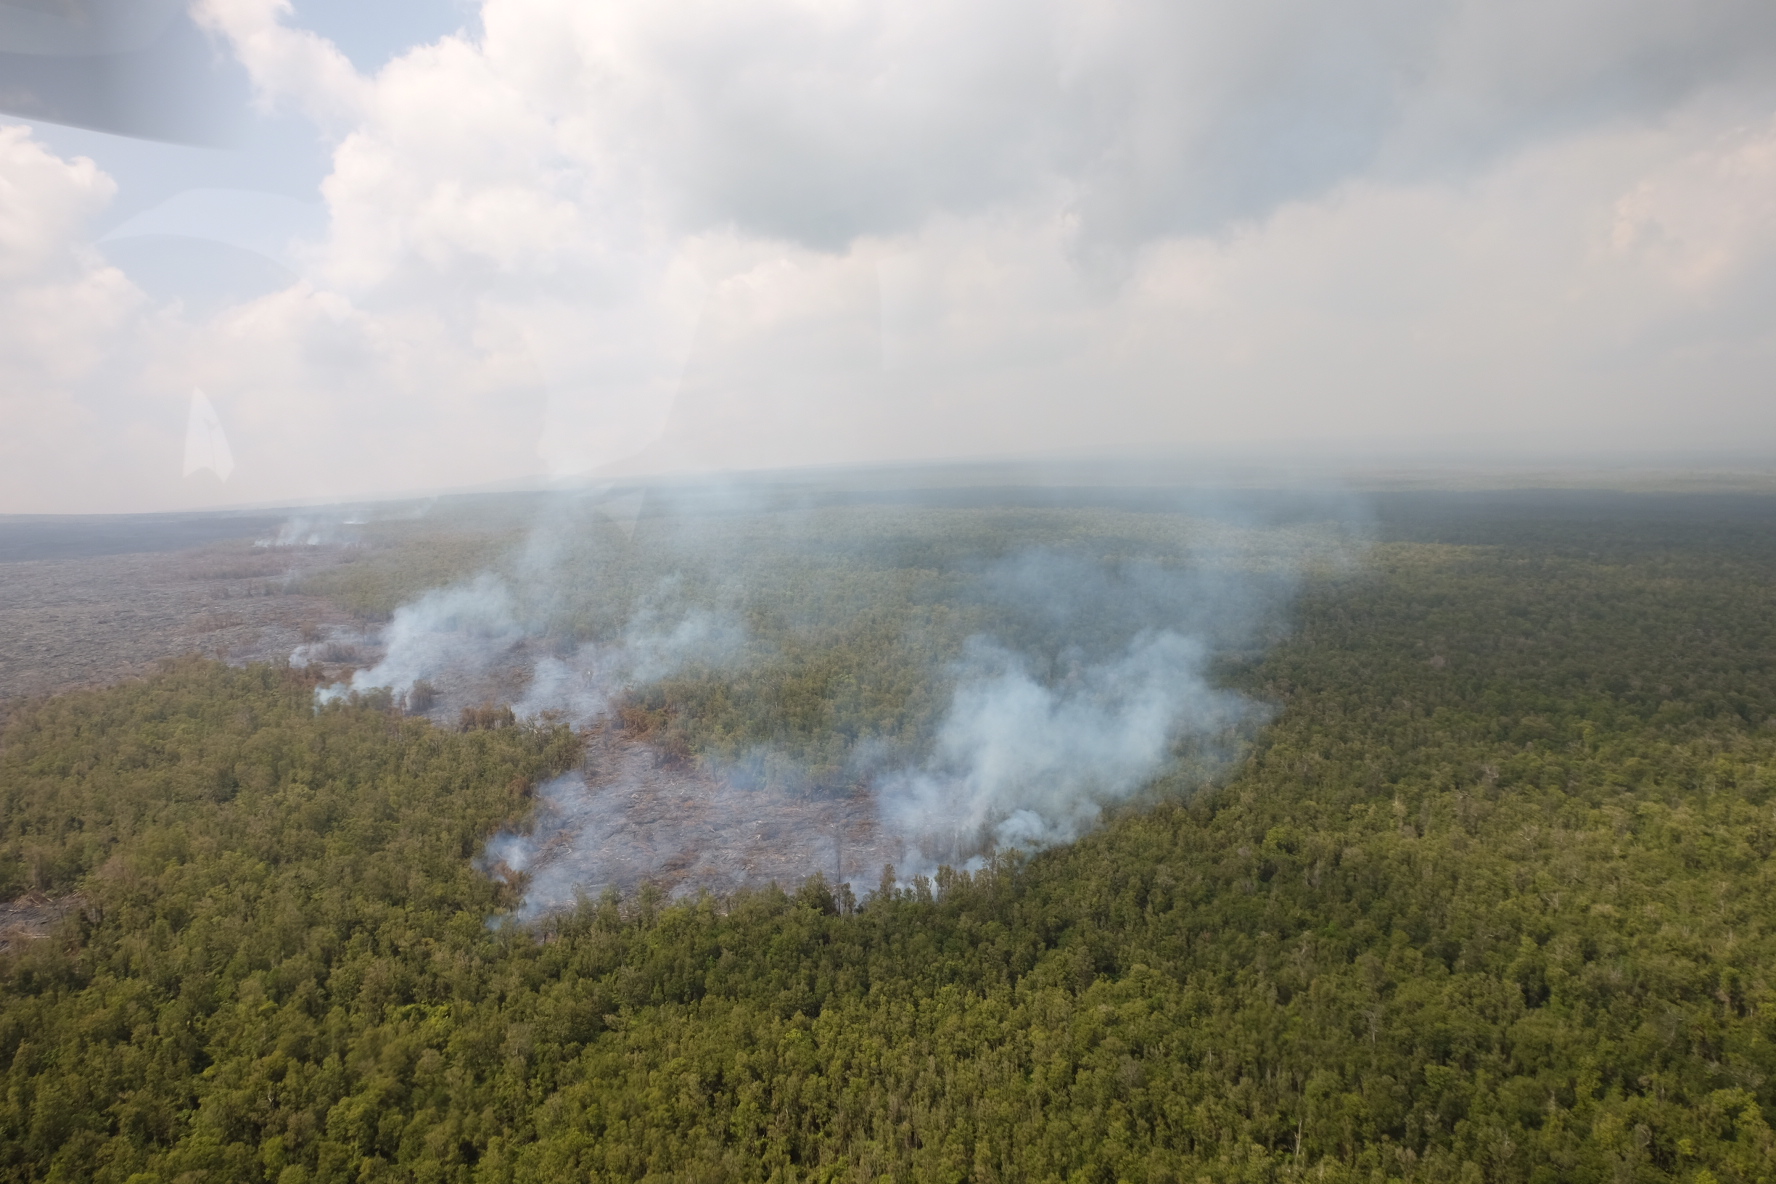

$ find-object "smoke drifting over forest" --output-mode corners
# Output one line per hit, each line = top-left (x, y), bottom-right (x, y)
(313, 573), (745, 721)
(294, 486), (1360, 911)
(870, 545), (1291, 866)
(879, 632), (1250, 861)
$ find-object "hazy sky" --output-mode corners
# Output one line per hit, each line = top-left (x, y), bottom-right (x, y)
(3, 0), (1775, 511)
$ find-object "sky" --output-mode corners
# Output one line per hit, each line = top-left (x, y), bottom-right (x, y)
(1, 0), (1774, 512)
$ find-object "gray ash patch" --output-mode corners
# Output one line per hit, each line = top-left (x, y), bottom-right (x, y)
(0, 893), (84, 954)
(484, 732), (904, 916)
(0, 541), (364, 701)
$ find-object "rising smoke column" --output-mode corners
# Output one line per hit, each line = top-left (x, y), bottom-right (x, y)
(871, 539), (1306, 873)
(306, 495), (751, 721)
(876, 630), (1256, 862)
(313, 573), (525, 706)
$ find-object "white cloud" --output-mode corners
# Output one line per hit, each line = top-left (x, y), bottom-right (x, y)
(193, 0), (371, 127)
(0, 127), (144, 512)
(1610, 115), (1776, 294)
(645, 105), (1776, 468)
(3, 0), (1776, 510)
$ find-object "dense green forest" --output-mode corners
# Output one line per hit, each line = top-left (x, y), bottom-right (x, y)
(3, 492), (1776, 1181)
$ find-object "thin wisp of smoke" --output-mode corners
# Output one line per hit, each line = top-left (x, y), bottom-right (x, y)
(254, 515), (365, 549)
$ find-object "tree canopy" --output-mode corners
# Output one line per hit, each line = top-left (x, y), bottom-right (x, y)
(2, 497), (1775, 1182)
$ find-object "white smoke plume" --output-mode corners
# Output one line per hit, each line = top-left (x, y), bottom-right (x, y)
(310, 556), (747, 722)
(508, 611), (748, 723)
(877, 630), (1255, 865)
(315, 574), (523, 707)
(255, 513), (366, 548)
(479, 773), (611, 918)
(863, 540), (1292, 876)
(300, 488), (1360, 917)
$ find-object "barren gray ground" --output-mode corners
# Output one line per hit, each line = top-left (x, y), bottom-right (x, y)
(0, 542), (362, 701)
(491, 733), (902, 911)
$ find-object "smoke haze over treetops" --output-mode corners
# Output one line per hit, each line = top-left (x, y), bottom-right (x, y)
(290, 492), (1355, 911)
